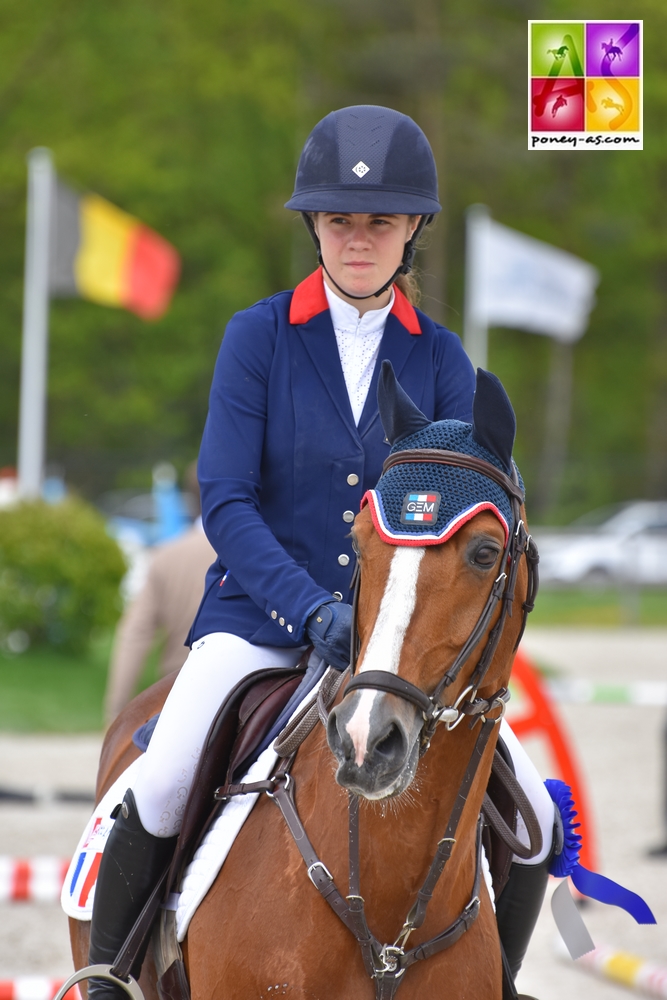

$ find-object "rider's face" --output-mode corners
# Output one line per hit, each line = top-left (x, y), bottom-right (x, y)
(313, 213), (419, 313)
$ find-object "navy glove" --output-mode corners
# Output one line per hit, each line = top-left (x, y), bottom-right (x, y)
(306, 601), (353, 671)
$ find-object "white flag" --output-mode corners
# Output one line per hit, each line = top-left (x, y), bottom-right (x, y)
(467, 208), (599, 343)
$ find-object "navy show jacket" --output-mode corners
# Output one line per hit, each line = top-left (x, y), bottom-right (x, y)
(188, 268), (475, 649)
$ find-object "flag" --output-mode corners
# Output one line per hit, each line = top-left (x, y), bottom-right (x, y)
(48, 179), (180, 320)
(467, 209), (599, 343)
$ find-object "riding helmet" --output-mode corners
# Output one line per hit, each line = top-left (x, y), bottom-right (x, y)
(285, 105), (441, 216)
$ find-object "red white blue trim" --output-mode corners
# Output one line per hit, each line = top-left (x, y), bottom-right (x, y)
(362, 489), (509, 547)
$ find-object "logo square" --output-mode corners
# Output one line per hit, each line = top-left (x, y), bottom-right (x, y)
(400, 492), (441, 525)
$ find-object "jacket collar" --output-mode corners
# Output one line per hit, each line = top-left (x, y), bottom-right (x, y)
(289, 267), (422, 335)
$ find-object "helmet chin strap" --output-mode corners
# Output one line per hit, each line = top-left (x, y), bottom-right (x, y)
(301, 212), (431, 303)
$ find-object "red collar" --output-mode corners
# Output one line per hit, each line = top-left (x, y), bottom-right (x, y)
(289, 267), (422, 335)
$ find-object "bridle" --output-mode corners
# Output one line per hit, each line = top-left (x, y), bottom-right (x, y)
(345, 447), (540, 750)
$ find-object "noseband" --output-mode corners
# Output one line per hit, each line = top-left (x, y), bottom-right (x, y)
(344, 447), (540, 750)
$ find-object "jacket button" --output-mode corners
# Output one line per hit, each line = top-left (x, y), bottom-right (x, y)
(342, 510), (354, 522)
(287, 624), (293, 633)
(346, 474), (359, 486)
(279, 617), (285, 626)
(271, 610), (277, 619)
(338, 554), (350, 566)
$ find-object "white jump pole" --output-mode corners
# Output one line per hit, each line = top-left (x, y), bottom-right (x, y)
(463, 203), (490, 372)
(17, 147), (53, 500)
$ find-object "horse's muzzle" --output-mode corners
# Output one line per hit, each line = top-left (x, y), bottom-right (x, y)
(327, 695), (420, 799)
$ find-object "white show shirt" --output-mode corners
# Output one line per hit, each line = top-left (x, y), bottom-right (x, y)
(324, 281), (394, 426)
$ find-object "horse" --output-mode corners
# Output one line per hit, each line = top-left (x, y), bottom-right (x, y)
(70, 364), (538, 1000)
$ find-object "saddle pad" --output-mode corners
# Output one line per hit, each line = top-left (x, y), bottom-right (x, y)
(61, 756), (144, 919)
(61, 678), (323, 934)
(175, 741), (279, 940)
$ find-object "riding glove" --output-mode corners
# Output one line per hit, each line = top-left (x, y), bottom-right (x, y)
(306, 601), (353, 671)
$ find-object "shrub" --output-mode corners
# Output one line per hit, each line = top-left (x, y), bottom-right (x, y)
(0, 498), (126, 653)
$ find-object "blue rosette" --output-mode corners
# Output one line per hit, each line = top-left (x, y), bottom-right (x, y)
(544, 778), (656, 960)
(545, 778), (582, 878)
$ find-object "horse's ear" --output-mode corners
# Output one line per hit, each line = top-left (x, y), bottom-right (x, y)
(472, 369), (516, 473)
(378, 360), (430, 445)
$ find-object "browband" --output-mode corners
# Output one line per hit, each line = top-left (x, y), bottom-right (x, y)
(382, 448), (525, 506)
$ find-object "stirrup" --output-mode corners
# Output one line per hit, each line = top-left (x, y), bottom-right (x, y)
(52, 964), (146, 1000)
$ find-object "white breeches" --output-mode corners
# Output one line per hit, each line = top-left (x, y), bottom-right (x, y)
(130, 633), (554, 863)
(131, 633), (304, 837)
(499, 719), (555, 865)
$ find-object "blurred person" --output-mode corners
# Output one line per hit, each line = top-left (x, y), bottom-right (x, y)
(103, 462), (215, 724)
(88, 106), (555, 999)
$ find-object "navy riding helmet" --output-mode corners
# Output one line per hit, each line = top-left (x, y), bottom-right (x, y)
(285, 105), (441, 298)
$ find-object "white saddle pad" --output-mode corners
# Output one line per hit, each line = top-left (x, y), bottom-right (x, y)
(61, 756), (145, 918)
(61, 681), (318, 938)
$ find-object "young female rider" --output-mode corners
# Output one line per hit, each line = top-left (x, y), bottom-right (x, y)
(88, 106), (555, 996)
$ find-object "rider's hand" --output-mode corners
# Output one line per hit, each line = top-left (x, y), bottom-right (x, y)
(305, 601), (353, 671)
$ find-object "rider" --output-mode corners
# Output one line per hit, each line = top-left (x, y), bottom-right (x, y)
(88, 105), (555, 998)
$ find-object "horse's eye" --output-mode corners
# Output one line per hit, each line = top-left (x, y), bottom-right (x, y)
(472, 544), (500, 568)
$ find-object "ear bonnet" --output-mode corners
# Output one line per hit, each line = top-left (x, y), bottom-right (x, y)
(363, 362), (523, 545)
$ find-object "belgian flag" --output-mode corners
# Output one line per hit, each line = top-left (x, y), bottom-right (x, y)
(48, 179), (180, 320)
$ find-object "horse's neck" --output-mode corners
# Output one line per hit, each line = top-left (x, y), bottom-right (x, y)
(295, 722), (494, 942)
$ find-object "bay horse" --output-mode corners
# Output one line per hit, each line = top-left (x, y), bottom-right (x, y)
(70, 364), (538, 1000)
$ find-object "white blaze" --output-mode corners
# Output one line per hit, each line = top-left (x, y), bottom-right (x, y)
(346, 547), (425, 766)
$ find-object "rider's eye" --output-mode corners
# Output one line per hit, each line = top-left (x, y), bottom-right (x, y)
(471, 544), (500, 569)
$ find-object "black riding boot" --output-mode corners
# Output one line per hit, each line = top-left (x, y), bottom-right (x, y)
(495, 853), (551, 983)
(88, 789), (177, 1000)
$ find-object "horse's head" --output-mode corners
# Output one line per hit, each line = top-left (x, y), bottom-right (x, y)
(327, 362), (537, 800)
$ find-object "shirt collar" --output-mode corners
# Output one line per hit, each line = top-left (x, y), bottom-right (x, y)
(289, 267), (422, 335)
(323, 279), (394, 336)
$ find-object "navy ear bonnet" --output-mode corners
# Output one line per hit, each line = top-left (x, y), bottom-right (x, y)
(285, 105), (441, 216)
(363, 364), (523, 546)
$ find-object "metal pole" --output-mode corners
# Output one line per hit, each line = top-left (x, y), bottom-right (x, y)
(17, 148), (53, 499)
(463, 204), (490, 371)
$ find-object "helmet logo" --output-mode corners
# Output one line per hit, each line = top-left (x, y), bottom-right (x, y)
(352, 161), (370, 178)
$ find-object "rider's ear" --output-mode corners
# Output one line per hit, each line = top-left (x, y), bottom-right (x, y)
(377, 360), (430, 445)
(471, 369), (516, 474)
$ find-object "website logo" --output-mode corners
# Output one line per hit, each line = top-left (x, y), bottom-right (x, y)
(529, 21), (642, 151)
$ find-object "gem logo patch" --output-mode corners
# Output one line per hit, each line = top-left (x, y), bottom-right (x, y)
(401, 492), (441, 524)
(352, 160), (370, 177)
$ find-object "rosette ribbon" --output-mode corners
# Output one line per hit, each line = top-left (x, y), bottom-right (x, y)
(545, 778), (656, 960)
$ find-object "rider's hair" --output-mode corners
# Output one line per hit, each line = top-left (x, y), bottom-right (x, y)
(395, 270), (420, 306)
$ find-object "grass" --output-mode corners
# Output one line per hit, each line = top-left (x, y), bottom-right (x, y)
(0, 590), (665, 732)
(528, 586), (667, 627)
(0, 632), (161, 732)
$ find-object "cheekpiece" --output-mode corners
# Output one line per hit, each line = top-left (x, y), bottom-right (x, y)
(362, 420), (523, 547)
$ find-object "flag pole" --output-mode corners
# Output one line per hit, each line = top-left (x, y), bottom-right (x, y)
(17, 148), (53, 500)
(463, 203), (490, 371)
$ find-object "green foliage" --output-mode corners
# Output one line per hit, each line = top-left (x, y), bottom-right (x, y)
(0, 498), (126, 653)
(0, 0), (665, 518)
(0, 631), (161, 732)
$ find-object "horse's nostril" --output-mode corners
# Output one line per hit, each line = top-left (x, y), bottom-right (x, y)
(327, 710), (351, 762)
(372, 723), (405, 762)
